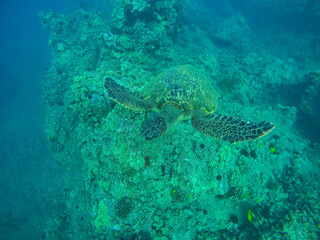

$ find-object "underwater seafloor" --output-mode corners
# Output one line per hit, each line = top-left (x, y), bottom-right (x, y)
(39, 0), (320, 239)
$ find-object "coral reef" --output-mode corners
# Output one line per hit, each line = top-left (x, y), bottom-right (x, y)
(39, 1), (319, 239)
(116, 197), (134, 219)
(109, 0), (183, 58)
(300, 70), (320, 128)
(94, 201), (112, 229)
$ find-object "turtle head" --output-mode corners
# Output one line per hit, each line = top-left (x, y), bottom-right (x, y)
(141, 115), (167, 140)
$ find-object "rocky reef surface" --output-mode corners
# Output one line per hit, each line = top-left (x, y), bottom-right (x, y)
(40, 1), (320, 239)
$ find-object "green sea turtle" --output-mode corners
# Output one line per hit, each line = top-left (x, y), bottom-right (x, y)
(104, 65), (274, 143)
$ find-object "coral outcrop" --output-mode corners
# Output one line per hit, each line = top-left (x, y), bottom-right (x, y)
(39, 1), (320, 239)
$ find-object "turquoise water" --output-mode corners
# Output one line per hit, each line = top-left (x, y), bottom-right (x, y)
(1, 1), (319, 239)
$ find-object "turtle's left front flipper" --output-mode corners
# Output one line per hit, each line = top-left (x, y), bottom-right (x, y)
(104, 77), (153, 111)
(191, 113), (275, 143)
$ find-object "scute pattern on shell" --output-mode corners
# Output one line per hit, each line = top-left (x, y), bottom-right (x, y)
(142, 65), (218, 114)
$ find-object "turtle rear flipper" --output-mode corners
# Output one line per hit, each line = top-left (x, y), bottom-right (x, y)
(192, 113), (275, 143)
(104, 77), (153, 111)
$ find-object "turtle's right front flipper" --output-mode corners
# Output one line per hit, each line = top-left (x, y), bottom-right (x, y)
(104, 77), (153, 111)
(191, 113), (275, 143)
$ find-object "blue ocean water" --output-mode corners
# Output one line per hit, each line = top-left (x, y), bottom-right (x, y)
(1, 0), (319, 239)
(0, 1), (107, 239)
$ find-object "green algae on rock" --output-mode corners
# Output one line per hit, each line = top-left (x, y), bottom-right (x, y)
(94, 201), (112, 230)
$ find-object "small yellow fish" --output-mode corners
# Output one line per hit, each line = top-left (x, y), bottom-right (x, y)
(247, 209), (253, 222)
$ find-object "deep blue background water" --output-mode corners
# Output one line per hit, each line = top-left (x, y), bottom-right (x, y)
(0, 1), (110, 238)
